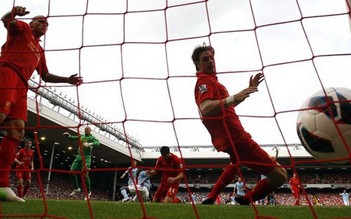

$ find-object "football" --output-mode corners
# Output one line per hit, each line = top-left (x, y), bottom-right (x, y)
(296, 87), (351, 165)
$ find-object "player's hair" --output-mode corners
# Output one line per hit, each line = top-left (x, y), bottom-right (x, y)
(191, 43), (215, 71)
(23, 138), (32, 144)
(160, 146), (170, 155)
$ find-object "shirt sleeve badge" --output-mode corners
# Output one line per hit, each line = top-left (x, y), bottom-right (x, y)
(198, 84), (207, 93)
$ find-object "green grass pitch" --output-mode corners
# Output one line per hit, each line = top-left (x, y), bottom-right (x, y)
(1, 199), (351, 219)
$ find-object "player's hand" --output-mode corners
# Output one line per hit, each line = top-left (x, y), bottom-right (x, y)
(62, 132), (70, 137)
(83, 142), (93, 147)
(67, 74), (83, 85)
(12, 6), (30, 17)
(249, 72), (264, 88)
(167, 177), (174, 184)
(234, 87), (258, 104)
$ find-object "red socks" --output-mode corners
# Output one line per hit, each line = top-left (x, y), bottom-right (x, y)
(0, 136), (20, 187)
(17, 185), (23, 197)
(208, 164), (237, 200)
(23, 184), (30, 197)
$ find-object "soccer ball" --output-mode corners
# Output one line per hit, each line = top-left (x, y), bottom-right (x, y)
(296, 87), (351, 165)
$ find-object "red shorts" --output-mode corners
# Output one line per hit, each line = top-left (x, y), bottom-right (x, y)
(16, 170), (32, 181)
(225, 136), (276, 175)
(153, 183), (179, 202)
(0, 66), (28, 122)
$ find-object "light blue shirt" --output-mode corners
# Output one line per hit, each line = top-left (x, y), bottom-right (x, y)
(125, 166), (139, 186)
(235, 181), (245, 196)
(138, 170), (151, 191)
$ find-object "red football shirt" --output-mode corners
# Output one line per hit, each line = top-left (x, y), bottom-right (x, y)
(0, 20), (49, 82)
(15, 148), (34, 170)
(194, 72), (251, 152)
(289, 177), (300, 193)
(155, 153), (183, 185)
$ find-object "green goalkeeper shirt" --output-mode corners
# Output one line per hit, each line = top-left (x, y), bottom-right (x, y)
(68, 134), (100, 156)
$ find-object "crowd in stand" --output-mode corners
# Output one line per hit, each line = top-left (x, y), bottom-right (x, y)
(9, 169), (350, 206)
(185, 171), (351, 185)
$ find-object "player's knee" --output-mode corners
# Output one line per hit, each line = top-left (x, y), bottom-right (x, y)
(0, 113), (6, 124)
(267, 167), (287, 188)
(275, 167), (287, 186)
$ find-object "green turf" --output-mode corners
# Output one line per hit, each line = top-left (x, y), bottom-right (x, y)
(1, 199), (350, 219)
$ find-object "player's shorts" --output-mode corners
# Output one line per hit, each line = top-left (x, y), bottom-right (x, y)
(16, 170), (32, 181)
(0, 66), (28, 122)
(70, 155), (91, 171)
(292, 190), (300, 198)
(129, 185), (149, 201)
(153, 183), (179, 202)
(224, 137), (276, 175)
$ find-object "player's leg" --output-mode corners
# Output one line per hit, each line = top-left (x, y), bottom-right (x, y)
(22, 172), (32, 197)
(152, 186), (167, 202)
(69, 158), (81, 195)
(0, 119), (25, 202)
(83, 156), (91, 200)
(16, 172), (24, 198)
(132, 186), (149, 202)
(163, 185), (179, 203)
(233, 141), (287, 205)
(120, 186), (131, 202)
(202, 163), (237, 204)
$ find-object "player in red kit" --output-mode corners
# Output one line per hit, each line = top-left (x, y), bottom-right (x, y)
(0, 6), (82, 202)
(289, 173), (301, 205)
(147, 146), (184, 203)
(14, 139), (34, 198)
(192, 44), (287, 205)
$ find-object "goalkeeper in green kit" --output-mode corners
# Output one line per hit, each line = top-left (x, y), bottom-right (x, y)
(63, 126), (100, 200)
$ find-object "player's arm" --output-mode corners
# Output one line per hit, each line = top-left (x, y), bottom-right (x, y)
(147, 168), (159, 177)
(14, 158), (23, 166)
(41, 72), (82, 85)
(2, 6), (29, 30)
(30, 153), (34, 170)
(167, 171), (184, 184)
(120, 167), (131, 179)
(63, 132), (78, 140)
(83, 136), (100, 147)
(199, 87), (259, 116)
(30, 159), (34, 170)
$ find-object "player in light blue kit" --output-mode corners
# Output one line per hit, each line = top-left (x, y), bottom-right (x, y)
(340, 189), (350, 206)
(120, 160), (139, 202)
(131, 170), (152, 202)
(234, 177), (246, 197)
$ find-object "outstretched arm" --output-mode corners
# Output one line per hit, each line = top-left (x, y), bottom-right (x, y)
(41, 73), (83, 85)
(2, 6), (29, 29)
(200, 72), (264, 116)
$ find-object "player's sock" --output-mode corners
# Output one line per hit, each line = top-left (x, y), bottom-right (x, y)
(85, 175), (91, 194)
(17, 185), (23, 198)
(23, 185), (30, 197)
(0, 136), (20, 187)
(207, 164), (237, 200)
(243, 179), (272, 204)
(70, 174), (79, 189)
(121, 188), (128, 198)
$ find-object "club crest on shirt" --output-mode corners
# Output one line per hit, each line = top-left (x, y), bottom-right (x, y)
(198, 84), (207, 93)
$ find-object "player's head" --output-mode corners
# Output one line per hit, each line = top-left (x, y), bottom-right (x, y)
(84, 126), (92, 135)
(30, 15), (48, 38)
(23, 139), (32, 149)
(160, 146), (170, 159)
(191, 43), (215, 73)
